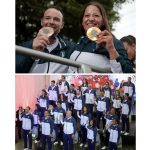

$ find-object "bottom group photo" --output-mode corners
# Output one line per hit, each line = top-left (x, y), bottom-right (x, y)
(15, 74), (136, 150)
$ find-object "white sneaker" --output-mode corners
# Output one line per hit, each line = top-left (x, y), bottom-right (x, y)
(24, 148), (28, 150)
(84, 144), (88, 148)
(34, 140), (40, 143)
(53, 141), (58, 145)
(121, 131), (125, 134)
(34, 140), (37, 143)
(101, 146), (107, 149)
(124, 132), (129, 135)
(60, 141), (63, 146)
(80, 143), (83, 147)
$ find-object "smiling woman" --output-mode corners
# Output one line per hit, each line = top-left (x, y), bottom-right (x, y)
(68, 1), (134, 73)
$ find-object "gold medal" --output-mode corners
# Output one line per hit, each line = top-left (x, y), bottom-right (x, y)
(39, 27), (54, 37)
(86, 27), (101, 41)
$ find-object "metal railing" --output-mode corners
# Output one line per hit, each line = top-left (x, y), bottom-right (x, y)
(16, 45), (111, 73)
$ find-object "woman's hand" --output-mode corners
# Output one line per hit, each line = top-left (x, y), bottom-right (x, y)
(97, 30), (119, 60)
(97, 30), (115, 50)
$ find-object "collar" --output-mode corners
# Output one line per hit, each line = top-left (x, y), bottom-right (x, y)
(101, 97), (105, 99)
(80, 36), (90, 44)
(46, 37), (59, 53)
(67, 117), (72, 120)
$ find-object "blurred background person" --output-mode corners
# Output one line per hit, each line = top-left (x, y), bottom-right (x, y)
(120, 35), (136, 72)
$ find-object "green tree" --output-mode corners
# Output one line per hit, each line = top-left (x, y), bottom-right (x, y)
(16, 0), (134, 44)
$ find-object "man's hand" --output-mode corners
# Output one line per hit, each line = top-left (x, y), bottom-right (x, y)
(32, 34), (49, 51)
(32, 27), (53, 51)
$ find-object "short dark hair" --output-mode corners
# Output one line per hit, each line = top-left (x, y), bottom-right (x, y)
(120, 35), (136, 46)
(57, 101), (62, 105)
(125, 93), (129, 97)
(42, 89), (47, 95)
(61, 75), (66, 79)
(82, 105), (90, 114)
(70, 84), (75, 87)
(51, 80), (55, 84)
(41, 6), (64, 20)
(105, 81), (109, 85)
(45, 110), (50, 114)
(113, 117), (119, 124)
(127, 35), (136, 44)
(26, 106), (30, 110)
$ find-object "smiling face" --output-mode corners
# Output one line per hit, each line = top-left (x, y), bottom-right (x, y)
(57, 102), (61, 108)
(77, 89), (81, 95)
(128, 77), (131, 82)
(82, 5), (103, 32)
(105, 82), (109, 87)
(25, 107), (30, 113)
(110, 108), (115, 115)
(41, 8), (64, 35)
(66, 110), (72, 118)
(90, 120), (93, 126)
(83, 106), (88, 113)
(51, 81), (55, 87)
(44, 110), (49, 118)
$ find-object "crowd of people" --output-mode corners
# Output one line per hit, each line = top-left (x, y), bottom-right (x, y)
(16, 1), (136, 73)
(15, 76), (136, 150)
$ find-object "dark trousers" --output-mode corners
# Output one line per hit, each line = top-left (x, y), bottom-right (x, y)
(88, 139), (95, 150)
(97, 111), (106, 129)
(81, 125), (87, 144)
(63, 133), (73, 150)
(37, 125), (41, 141)
(55, 124), (63, 142)
(49, 100), (57, 107)
(108, 142), (117, 150)
(104, 130), (110, 147)
(122, 114), (130, 132)
(73, 109), (81, 121)
(41, 107), (46, 118)
(42, 134), (52, 150)
(115, 108), (121, 122)
(68, 103), (74, 111)
(86, 104), (94, 114)
(22, 129), (32, 149)
(17, 122), (22, 139)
